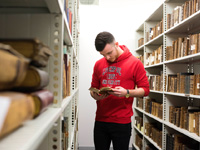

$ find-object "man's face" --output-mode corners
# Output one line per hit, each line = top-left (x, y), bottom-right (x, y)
(100, 42), (119, 62)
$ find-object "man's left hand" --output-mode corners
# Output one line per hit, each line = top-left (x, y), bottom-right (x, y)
(108, 86), (127, 97)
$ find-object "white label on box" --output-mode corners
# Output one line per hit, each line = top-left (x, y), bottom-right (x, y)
(174, 6), (179, 10)
(197, 83), (200, 89)
(158, 54), (161, 60)
(191, 45), (195, 50)
(193, 120), (195, 128)
(151, 56), (155, 63)
(151, 30), (153, 36)
(0, 97), (11, 132)
(157, 26), (160, 31)
(146, 58), (149, 65)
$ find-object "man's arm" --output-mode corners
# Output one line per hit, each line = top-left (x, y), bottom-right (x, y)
(134, 60), (150, 97)
(129, 88), (145, 97)
(110, 86), (145, 98)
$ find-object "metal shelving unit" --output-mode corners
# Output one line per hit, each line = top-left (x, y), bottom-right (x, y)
(133, 0), (200, 149)
(0, 0), (80, 150)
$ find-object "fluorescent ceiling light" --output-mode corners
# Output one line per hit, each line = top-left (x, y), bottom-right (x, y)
(79, 0), (99, 5)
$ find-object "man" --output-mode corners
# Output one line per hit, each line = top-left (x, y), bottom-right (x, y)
(90, 31), (149, 150)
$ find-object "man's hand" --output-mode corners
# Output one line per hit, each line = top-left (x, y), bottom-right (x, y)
(109, 86), (127, 97)
(90, 91), (109, 101)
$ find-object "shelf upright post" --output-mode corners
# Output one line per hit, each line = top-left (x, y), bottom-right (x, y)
(162, 64), (167, 150)
(47, 13), (65, 150)
(163, 51), (167, 150)
(49, 14), (64, 108)
(142, 104), (145, 150)
(143, 134), (147, 150)
(48, 117), (62, 150)
(162, 3), (167, 149)
(144, 22), (147, 67)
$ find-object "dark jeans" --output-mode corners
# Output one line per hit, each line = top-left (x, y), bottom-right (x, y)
(94, 121), (132, 150)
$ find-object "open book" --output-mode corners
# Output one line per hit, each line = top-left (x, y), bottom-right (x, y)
(89, 87), (113, 94)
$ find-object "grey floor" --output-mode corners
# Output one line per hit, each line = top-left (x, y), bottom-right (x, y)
(79, 147), (132, 150)
(78, 148), (94, 150)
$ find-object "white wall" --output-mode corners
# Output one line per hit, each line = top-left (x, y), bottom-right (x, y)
(78, 0), (163, 147)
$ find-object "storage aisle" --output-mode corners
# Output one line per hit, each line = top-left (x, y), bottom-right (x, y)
(1, 0), (200, 150)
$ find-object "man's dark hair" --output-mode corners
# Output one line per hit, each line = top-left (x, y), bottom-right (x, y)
(95, 31), (115, 51)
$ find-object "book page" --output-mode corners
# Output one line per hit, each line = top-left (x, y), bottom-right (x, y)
(0, 96), (11, 132)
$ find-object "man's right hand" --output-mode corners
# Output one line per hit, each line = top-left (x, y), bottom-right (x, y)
(90, 91), (109, 101)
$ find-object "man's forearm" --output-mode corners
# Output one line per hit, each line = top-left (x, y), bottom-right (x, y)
(129, 88), (145, 97)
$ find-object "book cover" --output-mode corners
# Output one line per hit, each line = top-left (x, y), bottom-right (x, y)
(31, 90), (54, 118)
(0, 43), (29, 90)
(15, 66), (49, 92)
(89, 87), (113, 94)
(0, 92), (35, 138)
(0, 39), (52, 67)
